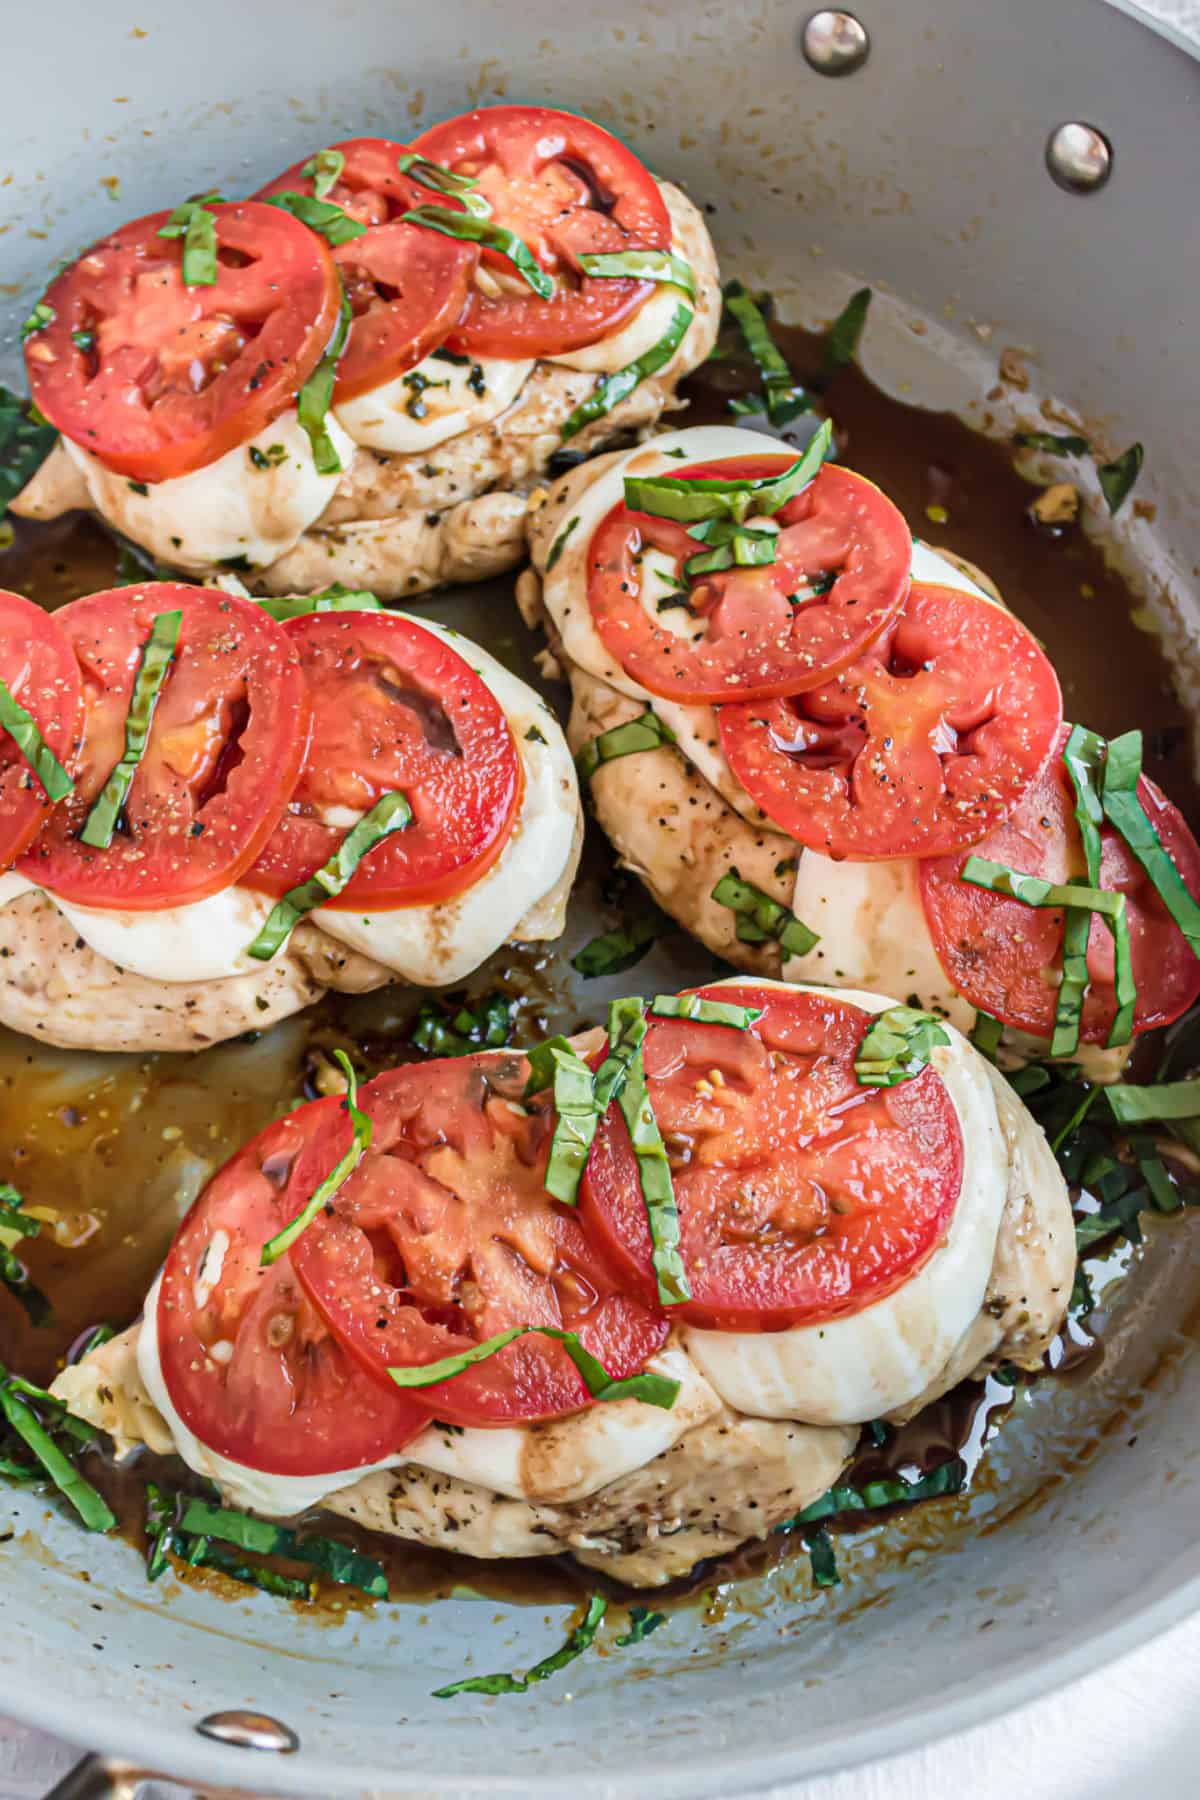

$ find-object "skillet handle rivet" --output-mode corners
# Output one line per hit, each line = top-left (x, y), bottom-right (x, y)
(800, 9), (870, 75)
(1045, 122), (1113, 193)
(195, 1709), (300, 1754)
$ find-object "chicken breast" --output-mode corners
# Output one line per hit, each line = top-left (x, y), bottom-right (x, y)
(567, 665), (795, 975)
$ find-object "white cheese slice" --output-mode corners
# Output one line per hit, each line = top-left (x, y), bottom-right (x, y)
(43, 885), (276, 984)
(333, 352), (534, 455)
(311, 617), (579, 985)
(0, 871), (34, 908)
(61, 406), (354, 576)
(136, 1268), (716, 1516)
(678, 980), (1010, 1425)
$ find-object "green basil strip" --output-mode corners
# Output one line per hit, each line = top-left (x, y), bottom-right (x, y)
(711, 868), (820, 957)
(545, 515), (579, 573)
(1013, 430), (1091, 455)
(255, 584), (382, 622)
(302, 147), (345, 199)
(805, 1526), (840, 1588)
(615, 1605), (667, 1646)
(823, 286), (872, 372)
(195, 1539), (315, 1601)
(1107, 1079), (1200, 1125)
(539, 1042), (602, 1206)
(617, 1037), (690, 1307)
(650, 993), (763, 1031)
(433, 1595), (607, 1699)
(410, 992), (512, 1059)
(1096, 442), (1144, 515)
(260, 1053), (371, 1264)
(1062, 724), (1133, 1049)
(579, 250), (696, 300)
(296, 282), (352, 475)
(722, 279), (810, 426)
(854, 1005), (949, 1087)
(0, 676), (73, 803)
(0, 1187), (40, 1248)
(156, 194), (224, 287)
(402, 206), (550, 294)
(0, 384), (58, 518)
(247, 790), (412, 961)
(19, 301), (55, 341)
(971, 1011), (1003, 1062)
(388, 1323), (679, 1409)
(178, 1499), (388, 1596)
(683, 519), (779, 576)
(571, 909), (670, 978)
(624, 417), (833, 525)
(575, 709), (676, 782)
(145, 1483), (182, 1580)
(785, 1457), (967, 1529)
(560, 303), (693, 441)
(79, 609), (181, 849)
(264, 191), (366, 248)
(0, 1383), (114, 1530)
(0, 1244), (51, 1328)
(1101, 729), (1200, 959)
(396, 153), (492, 219)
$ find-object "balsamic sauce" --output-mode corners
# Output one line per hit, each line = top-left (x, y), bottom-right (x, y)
(0, 320), (1195, 1614)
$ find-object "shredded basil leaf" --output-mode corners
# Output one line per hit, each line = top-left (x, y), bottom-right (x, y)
(260, 1052), (372, 1264)
(711, 867), (820, 957)
(296, 282), (352, 475)
(722, 279), (811, 425)
(805, 1525), (840, 1588)
(156, 193), (224, 286)
(1096, 442), (1144, 514)
(823, 287), (872, 372)
(20, 301), (56, 341)
(0, 674), (73, 804)
(782, 1457), (967, 1531)
(410, 992), (512, 1059)
(79, 609), (180, 849)
(575, 708), (676, 783)
(1061, 724), (1133, 1050)
(1107, 1079), (1200, 1125)
(546, 515), (580, 573)
(264, 191), (366, 248)
(0, 384), (58, 517)
(302, 147), (345, 199)
(388, 1322), (678, 1408)
(0, 1380), (114, 1531)
(403, 205), (550, 294)
(560, 303), (693, 441)
(625, 417), (833, 525)
(571, 908), (672, 979)
(433, 1595), (607, 1698)
(526, 1040), (600, 1205)
(614, 1014), (690, 1307)
(971, 1011), (1003, 1062)
(254, 584), (382, 621)
(579, 249), (696, 300)
(397, 152), (492, 218)
(1101, 729), (1200, 959)
(247, 790), (412, 960)
(854, 1005), (949, 1087)
(650, 993), (762, 1030)
(178, 1500), (388, 1596)
(616, 1605), (667, 1646)
(1013, 430), (1091, 455)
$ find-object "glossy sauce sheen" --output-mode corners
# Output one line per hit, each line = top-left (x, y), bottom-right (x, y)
(0, 325), (1196, 1608)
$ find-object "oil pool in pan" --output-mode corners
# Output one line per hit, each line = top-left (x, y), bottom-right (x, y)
(1, 320), (1197, 1619)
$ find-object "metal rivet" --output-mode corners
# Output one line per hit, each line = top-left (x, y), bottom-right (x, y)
(196, 1710), (299, 1754)
(1045, 122), (1113, 194)
(801, 9), (870, 75)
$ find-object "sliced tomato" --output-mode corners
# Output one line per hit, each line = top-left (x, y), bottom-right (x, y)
(242, 613), (521, 910)
(719, 581), (1063, 859)
(18, 583), (310, 910)
(254, 138), (476, 402)
(919, 726), (1200, 1042)
(410, 105), (671, 359)
(581, 985), (964, 1332)
(288, 1054), (669, 1426)
(158, 1101), (431, 1475)
(0, 592), (82, 868)
(25, 202), (342, 484)
(587, 456), (912, 704)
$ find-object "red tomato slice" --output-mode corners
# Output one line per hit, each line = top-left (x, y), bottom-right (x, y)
(719, 581), (1063, 859)
(18, 583), (310, 910)
(289, 1054), (669, 1426)
(242, 612), (521, 910)
(158, 1101), (431, 1476)
(0, 592), (82, 868)
(254, 138), (476, 402)
(410, 105), (671, 360)
(919, 726), (1200, 1042)
(587, 457), (912, 704)
(581, 985), (964, 1332)
(25, 202), (342, 484)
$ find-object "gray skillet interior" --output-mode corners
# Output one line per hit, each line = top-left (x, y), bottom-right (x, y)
(2, 0), (1200, 1792)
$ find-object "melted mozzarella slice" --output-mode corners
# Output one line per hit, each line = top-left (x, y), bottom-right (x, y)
(40, 885), (276, 984)
(680, 980), (1010, 1425)
(136, 1268), (716, 1517)
(334, 353), (534, 455)
(61, 407), (354, 575)
(311, 618), (578, 984)
(0, 871), (33, 909)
